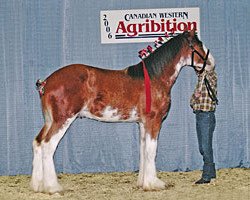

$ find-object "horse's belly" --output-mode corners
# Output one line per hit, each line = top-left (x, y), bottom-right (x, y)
(78, 105), (139, 122)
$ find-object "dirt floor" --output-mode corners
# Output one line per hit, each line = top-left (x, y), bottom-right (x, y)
(0, 168), (249, 200)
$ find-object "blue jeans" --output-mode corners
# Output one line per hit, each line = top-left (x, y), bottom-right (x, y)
(195, 110), (216, 180)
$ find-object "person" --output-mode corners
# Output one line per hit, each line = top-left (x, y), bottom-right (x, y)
(190, 63), (218, 184)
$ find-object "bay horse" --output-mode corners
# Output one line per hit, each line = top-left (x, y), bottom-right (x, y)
(31, 29), (214, 194)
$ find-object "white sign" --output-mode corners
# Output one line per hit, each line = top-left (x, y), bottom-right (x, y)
(100, 7), (200, 44)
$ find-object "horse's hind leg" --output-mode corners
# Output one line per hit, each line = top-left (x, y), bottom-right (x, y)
(41, 116), (76, 194)
(31, 124), (50, 192)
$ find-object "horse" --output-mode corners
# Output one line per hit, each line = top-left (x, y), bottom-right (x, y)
(30, 29), (214, 194)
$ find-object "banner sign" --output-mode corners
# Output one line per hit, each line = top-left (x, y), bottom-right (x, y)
(100, 7), (200, 44)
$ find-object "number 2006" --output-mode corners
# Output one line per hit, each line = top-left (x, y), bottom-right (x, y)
(103, 14), (112, 39)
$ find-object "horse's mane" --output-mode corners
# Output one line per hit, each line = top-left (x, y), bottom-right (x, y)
(127, 33), (187, 79)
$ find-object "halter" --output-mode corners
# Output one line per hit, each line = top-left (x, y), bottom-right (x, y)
(188, 40), (218, 105)
(189, 43), (210, 74)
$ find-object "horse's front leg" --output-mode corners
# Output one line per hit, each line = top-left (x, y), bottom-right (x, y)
(137, 123), (146, 188)
(139, 121), (166, 191)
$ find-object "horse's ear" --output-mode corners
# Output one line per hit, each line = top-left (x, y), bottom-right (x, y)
(189, 28), (196, 37)
(183, 30), (189, 36)
(184, 28), (196, 43)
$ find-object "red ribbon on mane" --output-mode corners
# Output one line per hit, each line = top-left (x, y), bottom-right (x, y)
(142, 60), (151, 114)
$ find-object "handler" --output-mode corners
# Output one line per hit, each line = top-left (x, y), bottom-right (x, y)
(190, 63), (218, 184)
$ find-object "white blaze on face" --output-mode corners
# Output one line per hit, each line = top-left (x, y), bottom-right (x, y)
(194, 44), (215, 71)
(203, 44), (215, 71)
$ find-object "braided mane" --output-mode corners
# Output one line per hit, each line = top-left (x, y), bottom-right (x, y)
(127, 33), (187, 79)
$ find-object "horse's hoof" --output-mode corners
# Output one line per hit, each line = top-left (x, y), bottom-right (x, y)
(44, 184), (63, 194)
(143, 178), (166, 191)
(30, 180), (44, 193)
(137, 177), (144, 188)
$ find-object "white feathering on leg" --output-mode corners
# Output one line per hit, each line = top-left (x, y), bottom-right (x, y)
(42, 116), (76, 194)
(30, 140), (44, 192)
(143, 134), (165, 190)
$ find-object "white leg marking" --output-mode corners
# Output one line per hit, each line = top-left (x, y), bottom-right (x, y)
(143, 134), (165, 190)
(30, 140), (44, 192)
(42, 116), (76, 194)
(137, 123), (146, 187)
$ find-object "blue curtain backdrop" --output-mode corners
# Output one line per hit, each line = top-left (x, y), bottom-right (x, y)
(0, 0), (249, 175)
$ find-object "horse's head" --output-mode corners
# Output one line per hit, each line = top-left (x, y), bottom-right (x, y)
(184, 29), (215, 73)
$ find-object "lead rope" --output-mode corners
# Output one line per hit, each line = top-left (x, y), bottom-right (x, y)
(197, 73), (218, 105)
(189, 45), (218, 104)
(204, 76), (219, 105)
(198, 73), (206, 92)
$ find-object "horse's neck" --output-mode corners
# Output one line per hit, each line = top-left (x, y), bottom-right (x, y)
(160, 54), (189, 86)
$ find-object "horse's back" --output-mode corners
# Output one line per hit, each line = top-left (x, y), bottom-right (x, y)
(46, 64), (93, 82)
(44, 64), (111, 95)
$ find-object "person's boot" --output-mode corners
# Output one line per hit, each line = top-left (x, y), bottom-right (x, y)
(195, 178), (211, 184)
(203, 163), (216, 179)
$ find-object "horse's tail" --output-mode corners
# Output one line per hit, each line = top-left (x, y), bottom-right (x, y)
(36, 79), (47, 96)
